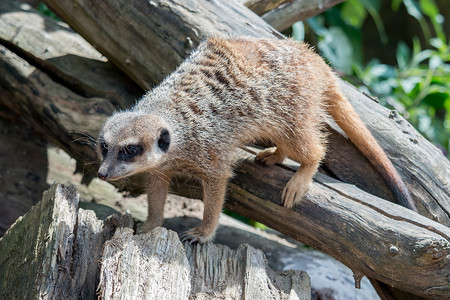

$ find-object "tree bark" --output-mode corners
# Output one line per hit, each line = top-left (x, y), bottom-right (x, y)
(0, 1), (449, 298)
(100, 227), (310, 299)
(0, 183), (310, 299)
(170, 147), (450, 298)
(240, 0), (346, 31)
(42, 0), (281, 90)
(0, 183), (135, 299)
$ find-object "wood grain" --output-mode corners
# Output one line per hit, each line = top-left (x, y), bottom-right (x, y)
(171, 147), (450, 298)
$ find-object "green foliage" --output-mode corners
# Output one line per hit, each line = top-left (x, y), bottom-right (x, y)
(355, 38), (450, 153)
(223, 209), (267, 229)
(293, 0), (450, 156)
(36, 3), (60, 20)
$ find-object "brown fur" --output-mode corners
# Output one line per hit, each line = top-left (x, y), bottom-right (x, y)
(97, 37), (416, 244)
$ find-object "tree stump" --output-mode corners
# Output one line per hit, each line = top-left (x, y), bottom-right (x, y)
(0, 183), (311, 299)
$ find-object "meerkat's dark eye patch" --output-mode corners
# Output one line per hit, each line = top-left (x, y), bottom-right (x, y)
(100, 141), (108, 157)
(157, 128), (170, 152)
(119, 144), (143, 161)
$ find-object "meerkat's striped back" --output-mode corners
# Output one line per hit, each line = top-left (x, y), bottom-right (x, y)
(98, 37), (417, 244)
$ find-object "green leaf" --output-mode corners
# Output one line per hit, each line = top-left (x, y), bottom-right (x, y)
(403, 0), (423, 19)
(403, 0), (431, 41)
(292, 21), (305, 41)
(307, 17), (327, 36)
(411, 49), (434, 67)
(400, 77), (421, 94)
(360, 0), (388, 44)
(422, 93), (448, 109)
(317, 27), (354, 74)
(341, 0), (367, 28)
(396, 42), (411, 69)
(369, 64), (395, 78)
(429, 55), (442, 70)
(430, 37), (444, 49)
(420, 0), (439, 19)
(392, 0), (403, 11)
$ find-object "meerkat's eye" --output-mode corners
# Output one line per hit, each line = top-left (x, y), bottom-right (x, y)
(100, 141), (108, 157)
(157, 128), (170, 152)
(119, 144), (143, 161)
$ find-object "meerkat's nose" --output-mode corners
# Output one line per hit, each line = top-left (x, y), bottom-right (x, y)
(97, 172), (108, 180)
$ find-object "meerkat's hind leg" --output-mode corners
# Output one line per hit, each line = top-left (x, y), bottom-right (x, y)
(281, 138), (326, 208)
(281, 161), (320, 208)
(255, 147), (286, 165)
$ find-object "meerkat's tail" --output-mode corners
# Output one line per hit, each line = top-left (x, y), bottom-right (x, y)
(324, 85), (418, 212)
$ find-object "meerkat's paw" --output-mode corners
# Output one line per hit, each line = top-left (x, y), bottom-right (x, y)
(255, 147), (285, 165)
(281, 176), (311, 208)
(180, 227), (214, 244)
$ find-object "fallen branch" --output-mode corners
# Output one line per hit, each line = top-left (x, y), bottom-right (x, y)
(240, 0), (346, 31)
(170, 147), (450, 298)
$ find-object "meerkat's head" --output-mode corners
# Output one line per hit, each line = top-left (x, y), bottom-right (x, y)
(96, 112), (171, 181)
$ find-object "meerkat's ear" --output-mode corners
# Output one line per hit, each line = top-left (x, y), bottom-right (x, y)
(157, 128), (170, 152)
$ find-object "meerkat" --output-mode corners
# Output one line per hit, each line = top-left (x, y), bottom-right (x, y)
(97, 37), (417, 244)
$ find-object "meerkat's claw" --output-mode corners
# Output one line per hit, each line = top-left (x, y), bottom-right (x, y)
(180, 227), (213, 244)
(281, 175), (310, 208)
(255, 147), (285, 165)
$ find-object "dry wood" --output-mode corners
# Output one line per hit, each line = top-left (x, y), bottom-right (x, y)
(170, 147), (450, 298)
(0, 183), (134, 299)
(99, 227), (310, 299)
(0, 1), (142, 179)
(42, 0), (281, 90)
(0, 184), (78, 299)
(0, 183), (310, 299)
(240, 0), (288, 15)
(240, 0), (346, 31)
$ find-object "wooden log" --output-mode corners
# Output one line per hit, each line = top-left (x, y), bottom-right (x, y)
(0, 183), (134, 299)
(41, 0), (450, 222)
(42, 0), (282, 90)
(239, 0), (288, 15)
(0, 184), (78, 299)
(171, 147), (450, 298)
(240, 0), (346, 31)
(0, 1), (142, 108)
(99, 227), (310, 299)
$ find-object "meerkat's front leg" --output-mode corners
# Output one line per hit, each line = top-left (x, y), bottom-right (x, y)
(141, 175), (170, 233)
(180, 176), (228, 244)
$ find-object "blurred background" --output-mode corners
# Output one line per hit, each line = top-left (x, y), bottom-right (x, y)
(285, 0), (449, 157)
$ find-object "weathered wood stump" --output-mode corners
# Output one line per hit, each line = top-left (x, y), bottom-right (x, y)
(0, 183), (134, 299)
(0, 183), (310, 299)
